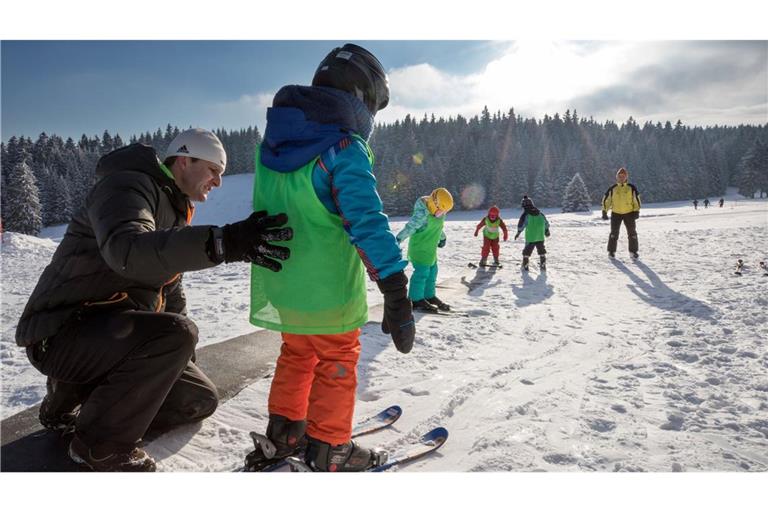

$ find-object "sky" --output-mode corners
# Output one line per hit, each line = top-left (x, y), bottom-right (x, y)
(2, 39), (766, 143)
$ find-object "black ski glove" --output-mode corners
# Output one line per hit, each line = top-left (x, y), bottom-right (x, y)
(545, 229), (551, 237)
(438, 238), (446, 248)
(601, 210), (609, 220)
(514, 232), (521, 240)
(377, 271), (415, 354)
(632, 211), (640, 220)
(220, 211), (293, 271)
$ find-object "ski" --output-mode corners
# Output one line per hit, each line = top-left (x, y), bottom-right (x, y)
(285, 426), (448, 472)
(239, 405), (402, 472)
(414, 308), (470, 318)
(468, 262), (503, 269)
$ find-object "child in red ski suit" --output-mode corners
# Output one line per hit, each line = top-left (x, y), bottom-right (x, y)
(473, 206), (508, 266)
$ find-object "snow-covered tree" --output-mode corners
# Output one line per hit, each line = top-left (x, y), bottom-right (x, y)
(4, 160), (42, 235)
(562, 172), (592, 212)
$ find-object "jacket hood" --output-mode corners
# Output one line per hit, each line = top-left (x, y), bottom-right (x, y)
(95, 143), (187, 213)
(96, 144), (173, 185)
(260, 85), (374, 172)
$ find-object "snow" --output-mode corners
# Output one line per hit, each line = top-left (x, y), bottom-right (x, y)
(2, 174), (767, 474)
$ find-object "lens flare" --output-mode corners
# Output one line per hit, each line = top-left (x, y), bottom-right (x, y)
(460, 183), (486, 210)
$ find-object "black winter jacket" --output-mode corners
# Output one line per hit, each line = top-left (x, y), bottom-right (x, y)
(15, 144), (218, 347)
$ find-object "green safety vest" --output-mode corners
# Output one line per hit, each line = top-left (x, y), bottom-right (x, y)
(249, 140), (370, 334)
(484, 217), (501, 239)
(524, 214), (547, 243)
(407, 206), (444, 266)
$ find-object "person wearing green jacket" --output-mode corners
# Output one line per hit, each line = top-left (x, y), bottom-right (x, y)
(514, 195), (551, 271)
(397, 188), (454, 312)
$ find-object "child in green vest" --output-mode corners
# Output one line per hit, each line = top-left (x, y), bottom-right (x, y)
(474, 205), (509, 266)
(514, 195), (551, 271)
(396, 188), (454, 313)
(244, 44), (414, 472)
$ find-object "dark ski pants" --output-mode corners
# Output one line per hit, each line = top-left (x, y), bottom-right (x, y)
(607, 213), (638, 253)
(26, 310), (219, 452)
(522, 241), (546, 257)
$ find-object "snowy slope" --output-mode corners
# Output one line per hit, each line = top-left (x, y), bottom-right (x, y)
(2, 177), (767, 472)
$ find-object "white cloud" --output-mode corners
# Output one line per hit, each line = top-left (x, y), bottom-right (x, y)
(378, 41), (768, 126)
(206, 92), (275, 131)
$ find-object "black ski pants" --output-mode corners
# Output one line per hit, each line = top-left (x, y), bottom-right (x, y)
(522, 241), (547, 257)
(608, 212), (639, 253)
(26, 310), (219, 452)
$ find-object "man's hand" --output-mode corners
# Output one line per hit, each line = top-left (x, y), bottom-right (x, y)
(602, 210), (609, 220)
(222, 211), (292, 271)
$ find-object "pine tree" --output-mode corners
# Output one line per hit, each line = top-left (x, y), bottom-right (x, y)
(562, 173), (592, 212)
(5, 160), (43, 235)
(737, 139), (764, 198)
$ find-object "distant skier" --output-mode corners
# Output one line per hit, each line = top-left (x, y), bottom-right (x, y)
(601, 167), (641, 258)
(719, 197), (725, 208)
(397, 188), (454, 312)
(514, 195), (550, 271)
(703, 198), (710, 209)
(693, 199), (699, 210)
(474, 205), (509, 267)
(245, 43), (414, 472)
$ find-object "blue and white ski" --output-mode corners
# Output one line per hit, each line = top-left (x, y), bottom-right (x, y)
(285, 426), (448, 472)
(242, 405), (402, 472)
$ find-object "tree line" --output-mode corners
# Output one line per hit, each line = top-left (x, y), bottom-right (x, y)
(2, 109), (767, 235)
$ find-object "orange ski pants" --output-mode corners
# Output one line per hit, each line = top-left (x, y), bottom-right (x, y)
(267, 328), (361, 446)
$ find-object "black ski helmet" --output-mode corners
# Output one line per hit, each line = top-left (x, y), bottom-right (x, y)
(312, 43), (390, 115)
(521, 195), (535, 209)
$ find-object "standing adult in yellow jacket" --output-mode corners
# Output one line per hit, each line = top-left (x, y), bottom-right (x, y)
(601, 167), (641, 258)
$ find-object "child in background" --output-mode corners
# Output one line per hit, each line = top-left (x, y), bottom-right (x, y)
(514, 195), (550, 271)
(474, 206), (508, 267)
(397, 188), (454, 312)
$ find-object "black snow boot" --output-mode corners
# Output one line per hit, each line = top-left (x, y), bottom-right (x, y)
(426, 296), (451, 311)
(69, 435), (156, 472)
(521, 256), (530, 271)
(412, 299), (439, 313)
(539, 255), (547, 271)
(608, 251), (615, 258)
(244, 415), (307, 471)
(305, 437), (387, 472)
(630, 251), (639, 259)
(39, 378), (86, 434)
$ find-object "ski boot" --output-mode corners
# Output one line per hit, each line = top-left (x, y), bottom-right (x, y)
(608, 251), (615, 258)
(478, 257), (488, 268)
(412, 299), (439, 313)
(244, 415), (307, 471)
(303, 436), (388, 472)
(493, 258), (501, 266)
(521, 256), (530, 271)
(539, 255), (547, 271)
(426, 296), (451, 311)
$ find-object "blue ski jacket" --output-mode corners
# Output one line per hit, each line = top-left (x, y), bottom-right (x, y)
(259, 85), (406, 281)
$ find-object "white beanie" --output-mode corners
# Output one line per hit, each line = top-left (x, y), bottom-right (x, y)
(165, 128), (227, 171)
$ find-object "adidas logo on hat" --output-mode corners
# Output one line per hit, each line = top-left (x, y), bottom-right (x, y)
(176, 145), (189, 154)
(165, 128), (227, 171)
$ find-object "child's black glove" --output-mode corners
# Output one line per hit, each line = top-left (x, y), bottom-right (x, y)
(438, 238), (446, 248)
(377, 271), (415, 354)
(514, 232), (521, 240)
(545, 229), (551, 237)
(221, 211), (292, 271)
